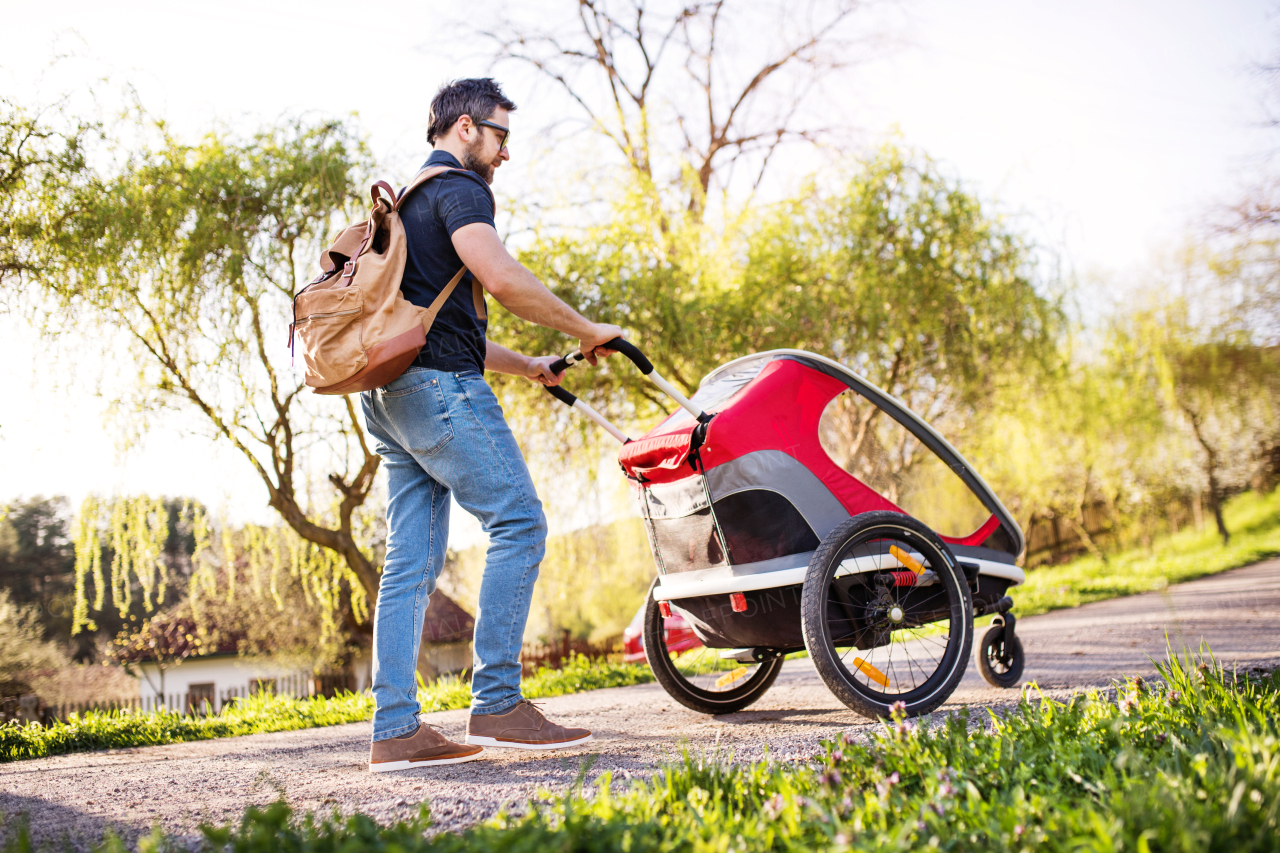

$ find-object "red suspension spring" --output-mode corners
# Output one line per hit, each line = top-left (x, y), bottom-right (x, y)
(890, 570), (918, 587)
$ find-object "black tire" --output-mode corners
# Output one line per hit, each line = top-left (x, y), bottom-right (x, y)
(801, 511), (973, 720)
(977, 623), (1025, 688)
(643, 579), (784, 715)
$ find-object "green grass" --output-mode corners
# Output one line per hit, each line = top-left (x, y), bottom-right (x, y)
(0, 655), (651, 764)
(1012, 488), (1280, 619)
(9, 649), (1275, 852)
(0, 690), (376, 764)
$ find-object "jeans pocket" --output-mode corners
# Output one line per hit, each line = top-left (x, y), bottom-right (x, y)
(382, 374), (455, 455)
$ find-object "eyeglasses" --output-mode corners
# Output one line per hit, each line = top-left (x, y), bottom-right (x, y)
(476, 119), (509, 151)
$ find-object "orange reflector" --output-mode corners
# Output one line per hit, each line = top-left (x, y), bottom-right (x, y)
(659, 601), (672, 618)
(730, 592), (748, 612)
(853, 657), (890, 687)
(890, 544), (925, 576)
(716, 667), (750, 688)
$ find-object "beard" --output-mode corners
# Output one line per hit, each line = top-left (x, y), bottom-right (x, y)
(461, 137), (495, 185)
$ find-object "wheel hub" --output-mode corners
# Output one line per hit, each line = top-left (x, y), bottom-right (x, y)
(888, 605), (905, 624)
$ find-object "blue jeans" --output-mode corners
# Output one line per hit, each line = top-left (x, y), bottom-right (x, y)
(361, 368), (547, 741)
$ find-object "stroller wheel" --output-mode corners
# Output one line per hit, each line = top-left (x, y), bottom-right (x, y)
(977, 622), (1025, 688)
(643, 579), (784, 715)
(801, 511), (974, 720)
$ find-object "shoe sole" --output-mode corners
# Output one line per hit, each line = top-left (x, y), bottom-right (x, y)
(465, 733), (594, 750)
(368, 750), (484, 773)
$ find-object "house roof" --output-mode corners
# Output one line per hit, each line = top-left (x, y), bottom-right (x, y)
(422, 591), (475, 644)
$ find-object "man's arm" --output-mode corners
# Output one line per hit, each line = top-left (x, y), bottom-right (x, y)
(485, 340), (562, 385)
(452, 222), (621, 363)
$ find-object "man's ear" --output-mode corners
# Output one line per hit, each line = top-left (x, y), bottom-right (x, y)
(456, 114), (474, 143)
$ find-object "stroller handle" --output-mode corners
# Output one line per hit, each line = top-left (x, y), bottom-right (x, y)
(549, 337), (652, 375)
(543, 337), (708, 443)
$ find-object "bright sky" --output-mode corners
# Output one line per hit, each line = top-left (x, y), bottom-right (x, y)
(2, 0), (1275, 543)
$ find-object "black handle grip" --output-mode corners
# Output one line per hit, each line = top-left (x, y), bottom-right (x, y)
(545, 384), (577, 407)
(548, 352), (576, 376)
(604, 337), (653, 374)
(549, 337), (653, 377)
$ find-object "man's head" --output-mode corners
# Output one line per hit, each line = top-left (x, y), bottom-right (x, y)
(427, 78), (516, 185)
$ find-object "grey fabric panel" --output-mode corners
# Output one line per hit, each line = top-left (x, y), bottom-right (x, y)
(704, 450), (847, 540)
(637, 475), (709, 519)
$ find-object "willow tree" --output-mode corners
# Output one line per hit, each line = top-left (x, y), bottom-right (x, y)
(31, 116), (382, 637)
(1116, 299), (1280, 545)
(733, 146), (1062, 498)
(1, 97), (98, 291)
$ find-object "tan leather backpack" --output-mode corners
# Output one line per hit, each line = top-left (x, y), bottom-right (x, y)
(290, 166), (488, 394)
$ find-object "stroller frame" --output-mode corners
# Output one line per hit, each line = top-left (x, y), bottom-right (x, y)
(547, 341), (1027, 719)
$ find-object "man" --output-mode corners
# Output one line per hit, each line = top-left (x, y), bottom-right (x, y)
(363, 78), (622, 772)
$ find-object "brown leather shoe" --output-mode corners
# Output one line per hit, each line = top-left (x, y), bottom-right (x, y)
(466, 700), (593, 750)
(368, 723), (483, 772)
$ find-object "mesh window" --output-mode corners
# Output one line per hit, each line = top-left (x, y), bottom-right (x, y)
(819, 390), (992, 538)
(715, 490), (819, 564)
(650, 506), (726, 573)
(649, 489), (818, 572)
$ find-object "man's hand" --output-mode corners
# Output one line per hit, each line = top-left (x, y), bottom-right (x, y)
(526, 355), (564, 386)
(578, 323), (624, 366)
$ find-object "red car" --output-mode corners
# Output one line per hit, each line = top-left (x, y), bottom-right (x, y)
(622, 601), (702, 663)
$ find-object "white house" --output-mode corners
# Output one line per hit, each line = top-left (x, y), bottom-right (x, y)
(135, 652), (329, 712)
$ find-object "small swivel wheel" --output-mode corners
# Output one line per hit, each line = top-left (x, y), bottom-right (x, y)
(977, 613), (1024, 688)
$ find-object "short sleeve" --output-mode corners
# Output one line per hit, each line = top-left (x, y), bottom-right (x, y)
(435, 173), (496, 236)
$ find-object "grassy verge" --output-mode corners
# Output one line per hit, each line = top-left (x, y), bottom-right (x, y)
(10, 649), (1275, 852)
(1012, 488), (1280, 619)
(0, 655), (651, 763)
(0, 691), (375, 764)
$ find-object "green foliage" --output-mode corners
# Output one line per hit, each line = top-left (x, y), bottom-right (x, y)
(1117, 294), (1280, 543)
(27, 111), (386, 627)
(19, 650), (1275, 851)
(71, 495), (174, 632)
(0, 98), (99, 291)
(496, 144), (1060, 430)
(0, 589), (69, 693)
(0, 497), (82, 652)
(1015, 488), (1280, 619)
(523, 653), (653, 698)
(0, 690), (375, 763)
(446, 515), (654, 644)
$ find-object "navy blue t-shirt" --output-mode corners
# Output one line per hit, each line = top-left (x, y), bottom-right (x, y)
(400, 150), (495, 374)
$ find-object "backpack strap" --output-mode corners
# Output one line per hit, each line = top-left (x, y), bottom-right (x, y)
(396, 165), (497, 211)
(395, 165), (453, 211)
(422, 265), (471, 334)
(399, 165), (493, 320)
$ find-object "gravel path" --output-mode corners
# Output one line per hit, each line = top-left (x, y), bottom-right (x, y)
(4, 557), (1279, 850)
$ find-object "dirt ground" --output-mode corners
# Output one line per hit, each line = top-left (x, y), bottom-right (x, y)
(3, 557), (1278, 850)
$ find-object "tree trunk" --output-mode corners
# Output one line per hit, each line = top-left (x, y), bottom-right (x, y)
(1064, 514), (1108, 564)
(1207, 474), (1230, 546)
(1070, 468), (1108, 564)
(1182, 404), (1230, 546)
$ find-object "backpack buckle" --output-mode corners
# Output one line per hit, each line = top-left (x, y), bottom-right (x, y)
(342, 260), (356, 282)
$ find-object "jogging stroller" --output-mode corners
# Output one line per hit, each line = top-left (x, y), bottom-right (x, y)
(547, 341), (1026, 720)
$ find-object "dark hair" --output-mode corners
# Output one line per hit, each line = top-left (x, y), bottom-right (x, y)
(427, 78), (517, 145)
